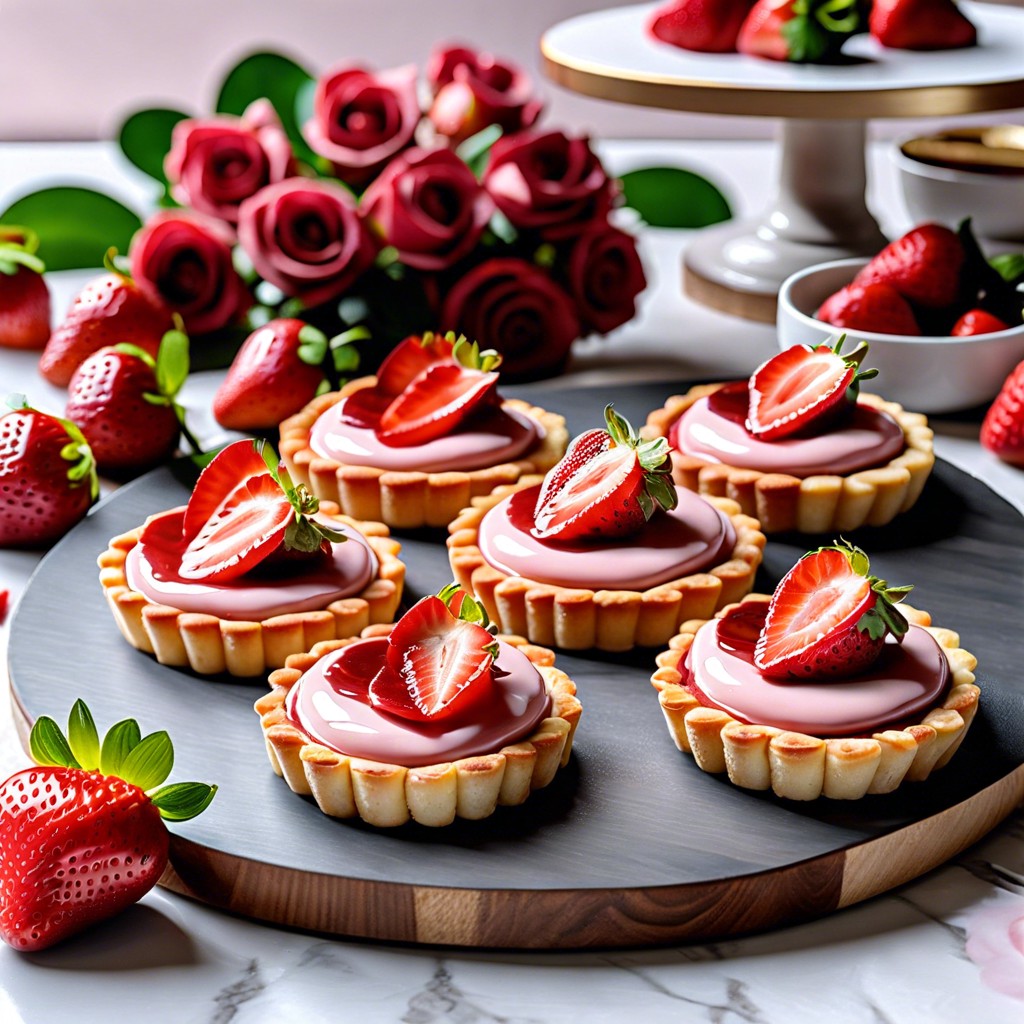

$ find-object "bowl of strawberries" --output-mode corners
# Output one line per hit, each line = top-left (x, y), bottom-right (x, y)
(776, 223), (1024, 413)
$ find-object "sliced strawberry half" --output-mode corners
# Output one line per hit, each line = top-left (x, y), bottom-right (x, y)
(532, 405), (677, 543)
(368, 584), (499, 722)
(746, 337), (878, 440)
(182, 438), (271, 542)
(375, 331), (458, 396)
(754, 541), (912, 680)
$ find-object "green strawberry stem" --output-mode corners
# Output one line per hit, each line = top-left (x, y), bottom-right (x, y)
(437, 582), (500, 659)
(28, 699), (216, 821)
(828, 335), (879, 407)
(297, 323), (368, 392)
(604, 404), (678, 521)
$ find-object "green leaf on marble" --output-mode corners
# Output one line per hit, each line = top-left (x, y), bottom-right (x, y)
(619, 166), (732, 229)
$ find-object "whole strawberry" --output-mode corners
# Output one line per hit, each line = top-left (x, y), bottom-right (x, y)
(816, 282), (921, 335)
(0, 700), (216, 952)
(951, 309), (1011, 337)
(870, 0), (976, 50)
(213, 318), (341, 432)
(980, 359), (1024, 467)
(649, 0), (755, 53)
(0, 228), (50, 350)
(853, 224), (965, 309)
(40, 268), (173, 387)
(0, 397), (98, 548)
(65, 328), (193, 478)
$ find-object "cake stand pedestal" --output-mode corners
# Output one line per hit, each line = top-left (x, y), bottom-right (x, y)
(542, 1), (1024, 322)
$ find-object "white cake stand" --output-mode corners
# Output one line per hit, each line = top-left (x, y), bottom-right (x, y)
(542, 1), (1024, 322)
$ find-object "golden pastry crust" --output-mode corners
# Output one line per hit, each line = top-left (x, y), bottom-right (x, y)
(643, 386), (935, 534)
(254, 631), (582, 828)
(278, 378), (569, 529)
(447, 480), (766, 652)
(651, 595), (980, 800)
(98, 506), (405, 679)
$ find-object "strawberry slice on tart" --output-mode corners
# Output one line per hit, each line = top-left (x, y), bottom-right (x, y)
(532, 405), (677, 543)
(368, 583), (500, 722)
(754, 540), (912, 680)
(746, 336), (878, 440)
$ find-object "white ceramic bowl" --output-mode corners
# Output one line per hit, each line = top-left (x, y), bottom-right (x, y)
(891, 138), (1024, 243)
(777, 257), (1024, 414)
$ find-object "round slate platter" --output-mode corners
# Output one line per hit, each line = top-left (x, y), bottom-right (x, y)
(9, 383), (1024, 949)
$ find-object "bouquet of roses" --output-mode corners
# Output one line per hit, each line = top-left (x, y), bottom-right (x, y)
(97, 43), (648, 383)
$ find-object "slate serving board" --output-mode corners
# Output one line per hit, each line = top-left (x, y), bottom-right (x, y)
(9, 382), (1024, 949)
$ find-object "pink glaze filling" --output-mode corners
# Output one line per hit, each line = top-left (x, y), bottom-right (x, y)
(309, 398), (543, 472)
(683, 609), (951, 737)
(477, 483), (737, 590)
(285, 636), (551, 767)
(670, 383), (906, 478)
(125, 507), (378, 621)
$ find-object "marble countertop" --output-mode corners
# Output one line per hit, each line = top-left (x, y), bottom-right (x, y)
(1, 139), (1023, 1023)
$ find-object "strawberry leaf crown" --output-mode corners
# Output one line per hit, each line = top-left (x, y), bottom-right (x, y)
(254, 439), (347, 553)
(829, 334), (879, 405)
(28, 699), (217, 821)
(0, 225), (45, 276)
(604, 404), (678, 520)
(436, 581), (500, 659)
(781, 0), (862, 62)
(811, 538), (913, 641)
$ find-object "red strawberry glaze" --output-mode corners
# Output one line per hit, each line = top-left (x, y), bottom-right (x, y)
(285, 637), (550, 767)
(125, 507), (378, 620)
(682, 603), (950, 737)
(477, 483), (736, 590)
(308, 399), (542, 472)
(670, 383), (905, 477)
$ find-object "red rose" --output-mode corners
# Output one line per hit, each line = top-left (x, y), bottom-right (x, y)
(483, 131), (614, 239)
(129, 211), (250, 335)
(237, 178), (376, 309)
(164, 99), (295, 226)
(567, 224), (647, 335)
(303, 64), (420, 186)
(426, 44), (543, 146)
(361, 147), (494, 271)
(440, 257), (580, 380)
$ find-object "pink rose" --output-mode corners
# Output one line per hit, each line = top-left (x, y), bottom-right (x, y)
(426, 44), (543, 146)
(361, 147), (494, 271)
(440, 257), (580, 380)
(237, 178), (376, 309)
(164, 100), (295, 226)
(129, 211), (250, 335)
(566, 224), (647, 335)
(483, 130), (614, 240)
(303, 64), (420, 187)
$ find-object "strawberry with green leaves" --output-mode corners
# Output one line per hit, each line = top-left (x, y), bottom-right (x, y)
(0, 699), (216, 952)
(0, 227), (50, 350)
(176, 438), (346, 582)
(64, 325), (198, 478)
(0, 395), (98, 548)
(754, 540), (912, 679)
(368, 583), (500, 722)
(737, 0), (864, 62)
(532, 405), (677, 542)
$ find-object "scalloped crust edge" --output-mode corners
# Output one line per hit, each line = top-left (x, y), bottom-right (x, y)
(447, 482), (766, 652)
(278, 380), (569, 529)
(650, 595), (980, 801)
(254, 631), (582, 828)
(643, 387), (935, 534)
(98, 507), (405, 679)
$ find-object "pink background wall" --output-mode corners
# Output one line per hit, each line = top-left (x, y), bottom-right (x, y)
(2, 0), (1022, 142)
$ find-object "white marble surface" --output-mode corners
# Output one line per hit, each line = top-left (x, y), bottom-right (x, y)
(1, 139), (1023, 1022)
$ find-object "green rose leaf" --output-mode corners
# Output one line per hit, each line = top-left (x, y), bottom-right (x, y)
(619, 166), (732, 229)
(118, 107), (191, 186)
(0, 188), (142, 271)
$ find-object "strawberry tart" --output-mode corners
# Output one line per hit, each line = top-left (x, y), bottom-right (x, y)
(652, 541), (980, 800)
(279, 333), (568, 530)
(99, 439), (404, 677)
(448, 405), (765, 651)
(644, 339), (934, 534)
(254, 584), (581, 827)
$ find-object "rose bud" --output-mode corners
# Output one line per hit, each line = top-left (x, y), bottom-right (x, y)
(129, 211), (250, 335)
(237, 178), (376, 309)
(483, 130), (614, 240)
(440, 256), (580, 381)
(426, 44), (543, 146)
(303, 63), (420, 187)
(361, 147), (494, 271)
(165, 99), (295, 227)
(566, 224), (647, 335)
